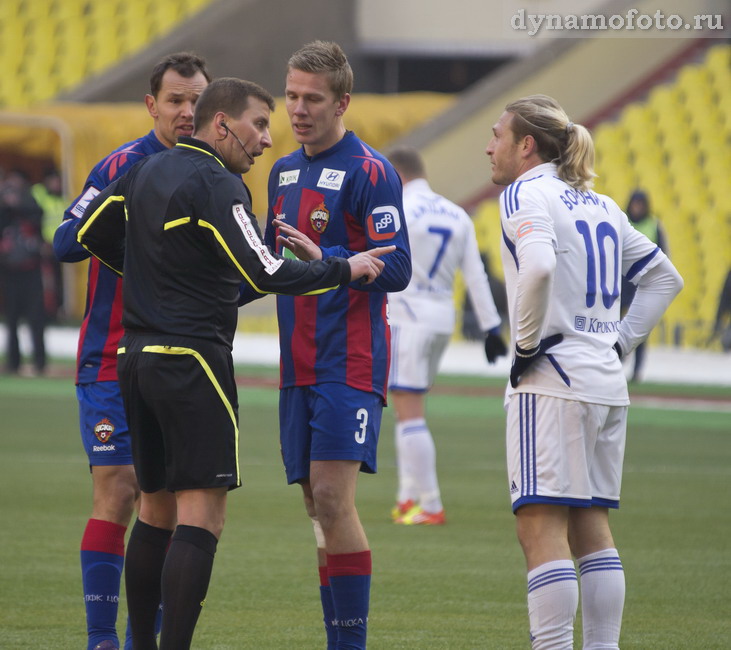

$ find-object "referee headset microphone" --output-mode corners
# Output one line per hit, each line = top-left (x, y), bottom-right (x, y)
(220, 121), (255, 164)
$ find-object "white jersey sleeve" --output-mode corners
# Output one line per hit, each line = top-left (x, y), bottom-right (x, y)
(461, 217), (502, 333)
(388, 178), (500, 334)
(499, 163), (679, 406)
(617, 255), (683, 355)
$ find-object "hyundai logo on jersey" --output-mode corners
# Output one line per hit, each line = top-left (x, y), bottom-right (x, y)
(317, 168), (346, 190)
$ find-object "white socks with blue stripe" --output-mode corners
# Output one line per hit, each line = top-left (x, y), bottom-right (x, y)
(577, 548), (625, 649)
(527, 559), (578, 649)
(526, 549), (625, 648)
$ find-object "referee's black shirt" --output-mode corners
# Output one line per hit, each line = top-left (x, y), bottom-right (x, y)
(77, 136), (350, 349)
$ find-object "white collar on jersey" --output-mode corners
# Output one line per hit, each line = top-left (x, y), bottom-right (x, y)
(515, 161), (557, 183)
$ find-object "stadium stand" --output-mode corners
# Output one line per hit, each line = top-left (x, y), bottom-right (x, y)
(0, 0), (213, 108)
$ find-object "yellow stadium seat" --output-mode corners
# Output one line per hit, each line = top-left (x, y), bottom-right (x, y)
(676, 65), (713, 101)
(117, 1), (153, 54)
(0, 24), (24, 71)
(0, 1), (20, 21)
(647, 84), (683, 117)
(0, 74), (29, 109)
(707, 186), (731, 214)
(622, 104), (661, 148)
(145, 1), (181, 38)
(51, 0), (85, 22)
(705, 44), (731, 81)
(0, 0), (219, 108)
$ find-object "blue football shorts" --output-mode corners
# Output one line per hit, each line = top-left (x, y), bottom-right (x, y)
(77, 381), (133, 467)
(279, 383), (384, 484)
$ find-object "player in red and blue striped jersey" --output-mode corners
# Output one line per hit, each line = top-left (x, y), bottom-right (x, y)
(261, 41), (411, 649)
(53, 53), (211, 650)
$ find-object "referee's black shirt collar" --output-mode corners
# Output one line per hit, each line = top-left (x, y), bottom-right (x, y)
(176, 136), (225, 168)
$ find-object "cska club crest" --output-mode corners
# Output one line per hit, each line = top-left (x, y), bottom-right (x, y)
(93, 418), (115, 443)
(310, 201), (330, 234)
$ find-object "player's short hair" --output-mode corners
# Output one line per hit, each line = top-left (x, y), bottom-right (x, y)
(287, 40), (353, 98)
(506, 94), (596, 191)
(386, 146), (426, 182)
(149, 52), (212, 97)
(193, 77), (275, 131)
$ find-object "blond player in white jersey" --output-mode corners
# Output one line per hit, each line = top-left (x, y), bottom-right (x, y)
(486, 95), (682, 649)
(386, 146), (506, 525)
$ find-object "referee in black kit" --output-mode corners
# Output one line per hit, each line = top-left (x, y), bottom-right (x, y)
(76, 77), (394, 650)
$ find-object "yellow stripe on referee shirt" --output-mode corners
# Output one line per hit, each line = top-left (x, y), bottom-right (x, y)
(197, 219), (339, 297)
(164, 217), (191, 230)
(76, 194), (126, 276)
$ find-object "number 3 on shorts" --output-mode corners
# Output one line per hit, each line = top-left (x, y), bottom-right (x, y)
(354, 407), (368, 444)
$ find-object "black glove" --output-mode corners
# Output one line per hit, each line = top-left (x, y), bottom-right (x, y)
(613, 341), (623, 359)
(484, 327), (507, 364)
(509, 333), (564, 388)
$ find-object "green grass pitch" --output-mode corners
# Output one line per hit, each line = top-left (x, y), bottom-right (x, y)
(0, 368), (729, 648)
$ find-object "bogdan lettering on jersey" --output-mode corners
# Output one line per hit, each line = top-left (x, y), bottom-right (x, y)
(265, 132), (412, 399)
(54, 131), (167, 384)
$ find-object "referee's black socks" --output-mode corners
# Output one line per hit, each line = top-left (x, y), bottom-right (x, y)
(125, 518), (173, 650)
(159, 524), (218, 650)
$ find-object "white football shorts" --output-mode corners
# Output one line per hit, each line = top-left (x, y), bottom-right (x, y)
(388, 324), (450, 392)
(506, 393), (627, 512)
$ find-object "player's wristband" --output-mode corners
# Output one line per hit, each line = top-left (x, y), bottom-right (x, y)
(515, 343), (539, 358)
(510, 334), (563, 388)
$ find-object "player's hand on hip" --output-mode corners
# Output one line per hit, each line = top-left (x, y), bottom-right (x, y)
(509, 333), (563, 388)
(273, 218), (322, 260)
(348, 246), (396, 284)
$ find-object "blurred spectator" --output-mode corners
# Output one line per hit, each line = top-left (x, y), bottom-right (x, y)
(711, 268), (731, 352)
(0, 169), (47, 375)
(31, 167), (65, 320)
(31, 168), (65, 242)
(620, 190), (668, 381)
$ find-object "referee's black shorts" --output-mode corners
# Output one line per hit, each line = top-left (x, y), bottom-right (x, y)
(117, 332), (241, 493)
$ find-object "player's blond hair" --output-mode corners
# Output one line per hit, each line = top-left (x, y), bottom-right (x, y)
(506, 94), (596, 191)
(287, 40), (353, 99)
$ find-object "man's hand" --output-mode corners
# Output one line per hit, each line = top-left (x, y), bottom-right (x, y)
(484, 327), (507, 364)
(273, 218), (322, 261)
(509, 333), (563, 388)
(347, 246), (396, 284)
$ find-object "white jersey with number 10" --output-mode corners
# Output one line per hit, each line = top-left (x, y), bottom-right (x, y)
(500, 163), (667, 406)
